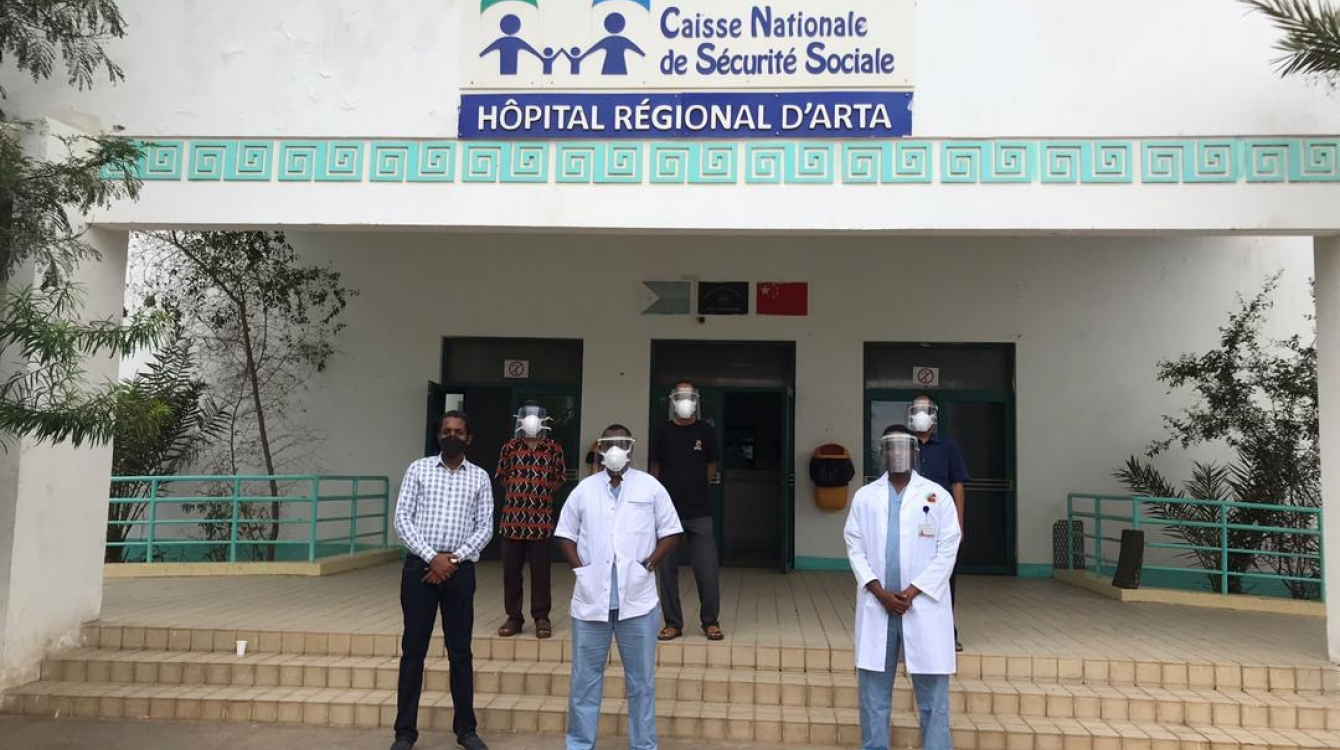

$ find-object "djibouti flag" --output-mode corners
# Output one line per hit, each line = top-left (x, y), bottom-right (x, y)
(593, 0), (652, 8)
(481, 0), (537, 11)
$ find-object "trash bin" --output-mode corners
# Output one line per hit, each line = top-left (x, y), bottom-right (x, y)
(809, 444), (855, 511)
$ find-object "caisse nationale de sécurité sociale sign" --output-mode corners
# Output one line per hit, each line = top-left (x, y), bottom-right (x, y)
(459, 0), (916, 139)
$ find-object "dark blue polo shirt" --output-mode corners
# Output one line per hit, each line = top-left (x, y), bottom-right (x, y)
(918, 432), (970, 490)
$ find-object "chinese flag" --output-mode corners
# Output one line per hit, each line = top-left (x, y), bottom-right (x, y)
(756, 282), (808, 316)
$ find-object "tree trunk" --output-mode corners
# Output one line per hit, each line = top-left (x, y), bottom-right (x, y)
(237, 303), (281, 561)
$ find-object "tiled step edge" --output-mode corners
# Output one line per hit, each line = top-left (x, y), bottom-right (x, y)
(7, 682), (1340, 750)
(39, 650), (1340, 732)
(78, 624), (1337, 694)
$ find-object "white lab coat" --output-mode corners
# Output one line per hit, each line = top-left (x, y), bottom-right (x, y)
(843, 471), (961, 675)
(554, 468), (683, 623)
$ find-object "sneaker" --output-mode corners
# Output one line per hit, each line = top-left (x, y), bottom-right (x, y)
(457, 732), (489, 750)
(955, 639), (964, 652)
(389, 737), (414, 750)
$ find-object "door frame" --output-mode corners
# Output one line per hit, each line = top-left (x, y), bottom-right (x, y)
(647, 340), (797, 572)
(863, 387), (1017, 575)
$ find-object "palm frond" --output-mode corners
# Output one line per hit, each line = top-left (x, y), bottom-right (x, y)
(1244, 0), (1340, 76)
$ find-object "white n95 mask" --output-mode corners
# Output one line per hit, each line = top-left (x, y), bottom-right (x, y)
(520, 414), (543, 437)
(670, 387), (700, 420)
(907, 401), (938, 433)
(514, 403), (551, 438)
(601, 446), (630, 473)
(596, 436), (636, 474)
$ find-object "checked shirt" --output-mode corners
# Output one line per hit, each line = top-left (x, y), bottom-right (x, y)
(394, 456), (494, 563)
(496, 437), (567, 541)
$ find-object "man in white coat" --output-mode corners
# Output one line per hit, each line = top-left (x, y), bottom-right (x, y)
(844, 424), (962, 750)
(554, 424), (683, 750)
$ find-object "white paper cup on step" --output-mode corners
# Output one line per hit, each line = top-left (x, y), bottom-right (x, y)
(236, 640), (248, 657)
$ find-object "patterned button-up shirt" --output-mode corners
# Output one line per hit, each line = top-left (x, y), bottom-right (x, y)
(496, 437), (567, 541)
(394, 456), (494, 563)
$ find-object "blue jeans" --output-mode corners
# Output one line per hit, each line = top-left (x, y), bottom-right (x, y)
(566, 607), (659, 750)
(857, 616), (951, 750)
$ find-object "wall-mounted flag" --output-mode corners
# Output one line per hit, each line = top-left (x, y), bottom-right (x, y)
(592, 0), (651, 9)
(757, 282), (809, 316)
(642, 281), (691, 315)
(481, 0), (538, 11)
(699, 282), (750, 316)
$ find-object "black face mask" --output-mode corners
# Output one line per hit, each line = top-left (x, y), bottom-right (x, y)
(439, 435), (466, 458)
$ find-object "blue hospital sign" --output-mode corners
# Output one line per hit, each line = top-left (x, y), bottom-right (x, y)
(459, 0), (917, 139)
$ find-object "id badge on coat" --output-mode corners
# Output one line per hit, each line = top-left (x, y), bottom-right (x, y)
(919, 522), (935, 538)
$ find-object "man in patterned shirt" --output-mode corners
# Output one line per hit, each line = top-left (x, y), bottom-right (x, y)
(495, 402), (567, 639)
(391, 410), (493, 750)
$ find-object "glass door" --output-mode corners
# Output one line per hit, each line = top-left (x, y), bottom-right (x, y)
(865, 389), (1016, 574)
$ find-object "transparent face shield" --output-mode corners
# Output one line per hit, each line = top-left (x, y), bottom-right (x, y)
(514, 404), (552, 438)
(907, 401), (939, 433)
(596, 435), (636, 473)
(881, 432), (920, 475)
(669, 387), (701, 420)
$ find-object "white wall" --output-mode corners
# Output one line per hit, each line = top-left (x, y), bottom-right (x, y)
(278, 231), (1314, 567)
(2, 0), (1337, 138)
(0, 207), (127, 689)
(1316, 238), (1340, 660)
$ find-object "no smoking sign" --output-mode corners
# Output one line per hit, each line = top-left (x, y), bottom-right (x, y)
(913, 366), (940, 388)
(504, 359), (531, 380)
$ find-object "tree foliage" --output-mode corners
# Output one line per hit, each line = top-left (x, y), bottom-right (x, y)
(0, 0), (128, 99)
(134, 231), (357, 556)
(107, 326), (229, 562)
(1244, 0), (1340, 77)
(0, 0), (169, 448)
(1114, 275), (1320, 599)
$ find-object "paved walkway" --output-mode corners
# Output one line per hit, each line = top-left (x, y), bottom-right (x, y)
(96, 562), (1329, 667)
(0, 717), (840, 750)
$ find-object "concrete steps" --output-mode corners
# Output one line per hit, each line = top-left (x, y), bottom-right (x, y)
(34, 649), (1340, 732)
(72, 623), (1339, 693)
(4, 623), (1340, 750)
(9, 681), (1340, 750)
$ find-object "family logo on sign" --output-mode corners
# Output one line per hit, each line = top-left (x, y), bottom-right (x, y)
(480, 0), (649, 77)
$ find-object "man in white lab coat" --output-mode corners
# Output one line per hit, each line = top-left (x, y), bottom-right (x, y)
(554, 424), (683, 750)
(844, 424), (962, 750)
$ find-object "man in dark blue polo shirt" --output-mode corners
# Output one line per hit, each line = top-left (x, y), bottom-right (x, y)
(908, 394), (969, 652)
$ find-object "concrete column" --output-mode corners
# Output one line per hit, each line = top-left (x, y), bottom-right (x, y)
(0, 120), (130, 688)
(1317, 237), (1340, 663)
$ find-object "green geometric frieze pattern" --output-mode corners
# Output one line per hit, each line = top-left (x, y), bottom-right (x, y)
(100, 138), (1340, 186)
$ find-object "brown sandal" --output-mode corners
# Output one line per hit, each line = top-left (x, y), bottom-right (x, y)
(535, 620), (552, 639)
(658, 626), (682, 641)
(497, 620), (523, 638)
(702, 625), (724, 641)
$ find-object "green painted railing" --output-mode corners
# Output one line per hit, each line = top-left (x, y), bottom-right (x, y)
(1066, 493), (1323, 600)
(107, 475), (391, 564)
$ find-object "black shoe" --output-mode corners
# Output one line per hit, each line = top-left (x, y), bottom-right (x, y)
(457, 732), (489, 750)
(955, 639), (964, 652)
(389, 737), (414, 750)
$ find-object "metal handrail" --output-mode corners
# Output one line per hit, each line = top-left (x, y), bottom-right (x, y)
(108, 475), (392, 563)
(1065, 492), (1323, 599)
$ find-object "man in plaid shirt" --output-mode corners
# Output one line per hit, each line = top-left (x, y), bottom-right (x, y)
(391, 411), (493, 750)
(495, 402), (567, 640)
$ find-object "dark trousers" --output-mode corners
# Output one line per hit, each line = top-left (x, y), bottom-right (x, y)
(656, 515), (721, 630)
(395, 557), (477, 742)
(502, 536), (552, 624)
